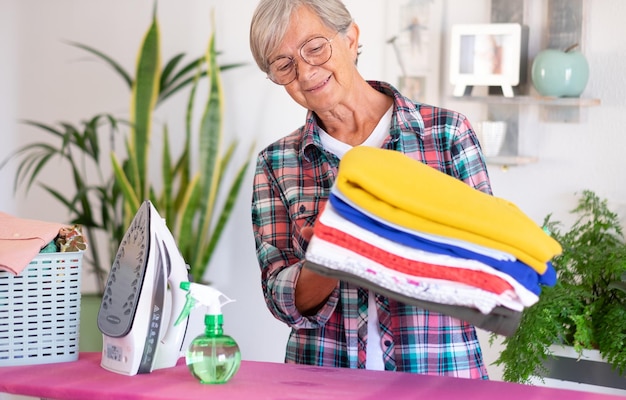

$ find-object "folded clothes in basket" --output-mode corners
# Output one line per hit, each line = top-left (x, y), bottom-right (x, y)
(304, 146), (562, 336)
(0, 212), (86, 275)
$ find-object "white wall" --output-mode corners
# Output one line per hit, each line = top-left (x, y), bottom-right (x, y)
(1, 0), (625, 382)
(0, 1), (17, 215)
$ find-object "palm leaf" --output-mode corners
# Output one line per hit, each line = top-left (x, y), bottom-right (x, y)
(158, 56), (206, 104)
(65, 41), (133, 89)
(159, 53), (186, 94)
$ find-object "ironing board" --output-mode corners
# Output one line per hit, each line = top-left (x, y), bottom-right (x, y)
(0, 352), (621, 399)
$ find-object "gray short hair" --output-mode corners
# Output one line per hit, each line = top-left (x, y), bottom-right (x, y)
(250, 0), (354, 73)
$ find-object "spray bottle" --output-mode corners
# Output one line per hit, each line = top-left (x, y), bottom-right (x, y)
(174, 282), (241, 384)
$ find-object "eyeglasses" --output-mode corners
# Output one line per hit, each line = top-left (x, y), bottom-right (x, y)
(267, 34), (337, 85)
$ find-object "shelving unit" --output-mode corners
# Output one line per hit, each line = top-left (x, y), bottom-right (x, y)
(451, 0), (600, 167)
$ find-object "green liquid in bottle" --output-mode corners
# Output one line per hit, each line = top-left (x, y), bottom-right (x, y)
(185, 315), (241, 384)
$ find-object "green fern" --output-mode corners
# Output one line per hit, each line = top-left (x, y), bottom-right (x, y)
(493, 190), (626, 383)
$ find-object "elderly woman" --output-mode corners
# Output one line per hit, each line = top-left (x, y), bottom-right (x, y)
(250, 0), (491, 379)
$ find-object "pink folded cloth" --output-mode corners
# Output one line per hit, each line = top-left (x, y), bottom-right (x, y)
(0, 212), (65, 275)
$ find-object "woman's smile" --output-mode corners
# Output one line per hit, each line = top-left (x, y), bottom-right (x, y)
(305, 74), (332, 92)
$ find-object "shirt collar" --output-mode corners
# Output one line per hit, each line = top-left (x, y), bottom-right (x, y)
(300, 81), (425, 161)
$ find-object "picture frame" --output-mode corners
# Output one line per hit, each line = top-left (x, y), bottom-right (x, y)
(449, 23), (523, 98)
(384, 0), (443, 105)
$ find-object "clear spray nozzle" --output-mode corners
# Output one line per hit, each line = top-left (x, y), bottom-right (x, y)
(174, 282), (235, 327)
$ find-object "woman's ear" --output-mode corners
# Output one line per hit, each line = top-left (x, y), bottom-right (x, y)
(346, 22), (360, 57)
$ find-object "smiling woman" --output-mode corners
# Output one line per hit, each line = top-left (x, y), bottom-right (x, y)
(248, 0), (493, 378)
(5, 0), (622, 383)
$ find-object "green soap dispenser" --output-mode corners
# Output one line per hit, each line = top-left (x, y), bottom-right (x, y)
(175, 282), (241, 384)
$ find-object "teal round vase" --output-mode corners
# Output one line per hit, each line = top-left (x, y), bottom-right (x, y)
(531, 48), (589, 97)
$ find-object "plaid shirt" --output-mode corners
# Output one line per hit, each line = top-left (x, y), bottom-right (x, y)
(251, 81), (491, 379)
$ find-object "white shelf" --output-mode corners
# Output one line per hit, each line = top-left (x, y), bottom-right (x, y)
(484, 155), (538, 169)
(451, 95), (601, 107)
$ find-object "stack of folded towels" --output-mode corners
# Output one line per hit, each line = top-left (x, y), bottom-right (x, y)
(305, 146), (562, 336)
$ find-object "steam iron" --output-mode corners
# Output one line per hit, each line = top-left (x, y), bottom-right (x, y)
(97, 200), (191, 375)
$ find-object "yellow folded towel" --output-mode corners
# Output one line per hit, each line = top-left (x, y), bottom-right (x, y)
(335, 147), (562, 274)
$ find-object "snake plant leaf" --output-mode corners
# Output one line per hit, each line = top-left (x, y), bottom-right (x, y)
(177, 174), (202, 270)
(202, 149), (254, 268)
(216, 141), (237, 188)
(160, 124), (174, 224)
(65, 40), (133, 89)
(111, 151), (140, 221)
(148, 186), (159, 211)
(169, 51), (202, 239)
(172, 149), (191, 214)
(130, 11), (160, 203)
(193, 28), (223, 276)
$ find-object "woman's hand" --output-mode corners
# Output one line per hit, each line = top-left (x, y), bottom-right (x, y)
(301, 226), (314, 242)
(295, 225), (339, 315)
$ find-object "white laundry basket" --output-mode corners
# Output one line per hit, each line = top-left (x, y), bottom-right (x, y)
(0, 251), (83, 366)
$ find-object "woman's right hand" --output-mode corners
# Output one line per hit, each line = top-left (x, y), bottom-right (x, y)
(296, 225), (339, 315)
(301, 226), (314, 242)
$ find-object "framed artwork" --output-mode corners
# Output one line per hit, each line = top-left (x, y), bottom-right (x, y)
(449, 23), (523, 98)
(385, 0), (443, 105)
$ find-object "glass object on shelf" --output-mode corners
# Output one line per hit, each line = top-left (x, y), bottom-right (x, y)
(476, 121), (507, 157)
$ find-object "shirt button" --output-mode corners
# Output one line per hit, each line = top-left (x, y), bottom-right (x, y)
(299, 205), (306, 213)
(384, 340), (392, 347)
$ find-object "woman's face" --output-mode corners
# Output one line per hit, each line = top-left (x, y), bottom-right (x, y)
(268, 6), (360, 113)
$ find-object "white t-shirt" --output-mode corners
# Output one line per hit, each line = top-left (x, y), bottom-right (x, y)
(318, 106), (392, 370)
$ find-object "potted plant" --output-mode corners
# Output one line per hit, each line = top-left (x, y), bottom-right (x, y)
(1, 8), (250, 292)
(493, 190), (626, 390)
(109, 10), (252, 284)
